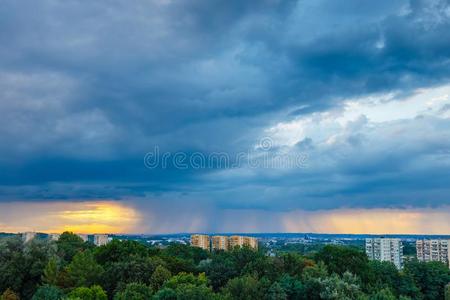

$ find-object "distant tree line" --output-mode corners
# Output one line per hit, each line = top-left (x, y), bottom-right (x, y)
(1, 232), (449, 300)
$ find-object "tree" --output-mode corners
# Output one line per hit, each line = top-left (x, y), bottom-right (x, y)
(1, 289), (19, 300)
(280, 253), (315, 277)
(93, 240), (150, 265)
(66, 251), (104, 287)
(163, 272), (208, 290)
(163, 244), (209, 265)
(368, 288), (396, 300)
(160, 272), (217, 300)
(318, 272), (363, 300)
(114, 283), (152, 300)
(204, 254), (239, 291)
(404, 260), (450, 300)
(315, 245), (370, 279)
(0, 237), (55, 299)
(278, 274), (304, 300)
(102, 256), (161, 295)
(56, 232), (89, 263)
(173, 284), (216, 300)
(445, 283), (450, 300)
(153, 288), (177, 300)
(23, 239), (57, 298)
(161, 256), (197, 275)
(0, 238), (25, 294)
(42, 257), (60, 285)
(67, 285), (107, 300)
(302, 261), (328, 280)
(222, 275), (266, 300)
(242, 256), (284, 281)
(268, 282), (287, 300)
(31, 285), (64, 300)
(150, 265), (172, 291)
(366, 261), (398, 289)
(301, 262), (329, 300)
(364, 260), (418, 297)
(230, 246), (261, 272)
(395, 273), (420, 299)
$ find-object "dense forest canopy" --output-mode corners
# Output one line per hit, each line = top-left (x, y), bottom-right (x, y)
(0, 232), (449, 300)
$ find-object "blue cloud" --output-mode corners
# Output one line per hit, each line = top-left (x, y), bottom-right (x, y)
(0, 0), (450, 214)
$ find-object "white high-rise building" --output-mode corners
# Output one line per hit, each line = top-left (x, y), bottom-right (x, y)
(77, 233), (89, 242)
(21, 232), (37, 243)
(93, 234), (109, 246)
(416, 239), (450, 267)
(366, 238), (403, 269)
(48, 233), (61, 241)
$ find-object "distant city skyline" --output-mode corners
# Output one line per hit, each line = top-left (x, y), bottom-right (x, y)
(1, 1), (450, 234)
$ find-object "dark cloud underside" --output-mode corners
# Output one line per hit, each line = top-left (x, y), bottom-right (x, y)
(0, 0), (450, 212)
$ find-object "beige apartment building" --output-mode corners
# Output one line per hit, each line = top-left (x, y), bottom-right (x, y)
(211, 235), (229, 251)
(228, 235), (245, 248)
(191, 234), (210, 250)
(416, 239), (450, 267)
(229, 235), (258, 250)
(243, 236), (258, 249)
(191, 234), (258, 251)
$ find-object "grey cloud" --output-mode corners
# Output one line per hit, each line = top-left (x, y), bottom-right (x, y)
(0, 0), (449, 215)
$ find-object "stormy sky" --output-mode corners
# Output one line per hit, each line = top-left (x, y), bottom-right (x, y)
(1, 0), (450, 234)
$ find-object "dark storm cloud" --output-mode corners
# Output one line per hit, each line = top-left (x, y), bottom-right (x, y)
(0, 0), (450, 211)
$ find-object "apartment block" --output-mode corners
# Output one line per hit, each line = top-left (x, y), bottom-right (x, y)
(229, 235), (245, 249)
(191, 234), (258, 251)
(243, 236), (258, 250)
(416, 239), (450, 267)
(191, 234), (210, 250)
(93, 234), (109, 246)
(366, 238), (403, 269)
(211, 235), (229, 251)
(21, 232), (37, 243)
(229, 235), (258, 250)
(77, 233), (89, 242)
(48, 233), (61, 241)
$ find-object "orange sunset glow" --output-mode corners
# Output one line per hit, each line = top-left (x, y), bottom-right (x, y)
(282, 207), (450, 235)
(1, 201), (449, 234)
(0, 201), (140, 234)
